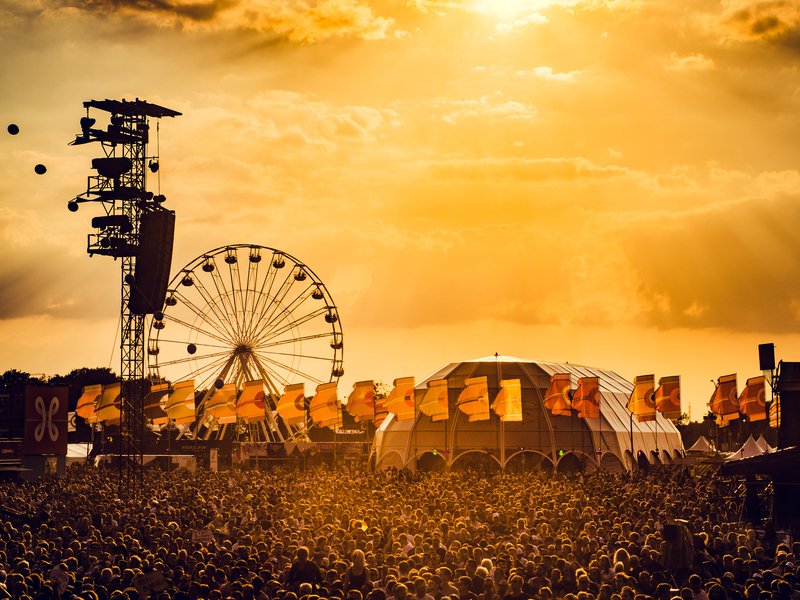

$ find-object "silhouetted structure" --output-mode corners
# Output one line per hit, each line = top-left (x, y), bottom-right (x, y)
(68, 98), (180, 496)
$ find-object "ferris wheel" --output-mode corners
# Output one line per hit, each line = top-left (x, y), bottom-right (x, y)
(147, 244), (344, 437)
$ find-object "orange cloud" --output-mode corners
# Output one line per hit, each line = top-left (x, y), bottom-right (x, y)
(716, 0), (800, 44)
(437, 97), (538, 123)
(53, 0), (395, 42)
(664, 52), (714, 71)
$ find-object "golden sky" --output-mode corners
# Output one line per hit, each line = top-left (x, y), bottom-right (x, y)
(2, 0), (800, 419)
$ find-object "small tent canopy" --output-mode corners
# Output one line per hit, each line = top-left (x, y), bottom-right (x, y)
(374, 355), (682, 472)
(687, 436), (714, 453)
(728, 435), (765, 461)
(755, 434), (774, 454)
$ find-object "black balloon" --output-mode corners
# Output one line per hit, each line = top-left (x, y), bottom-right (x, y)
(34, 164), (46, 175)
(7, 124), (19, 135)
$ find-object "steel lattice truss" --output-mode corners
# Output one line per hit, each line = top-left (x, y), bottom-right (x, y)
(69, 99), (180, 496)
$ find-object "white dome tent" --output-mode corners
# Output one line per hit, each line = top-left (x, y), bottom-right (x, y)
(373, 356), (682, 472)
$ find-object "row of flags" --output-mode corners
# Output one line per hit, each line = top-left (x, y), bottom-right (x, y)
(76, 380), (284, 429)
(344, 376), (524, 427)
(74, 375), (527, 431)
(708, 374), (776, 428)
(74, 371), (778, 433)
(544, 375), (601, 419)
(626, 375), (681, 424)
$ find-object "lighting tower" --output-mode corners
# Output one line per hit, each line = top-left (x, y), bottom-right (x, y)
(68, 99), (180, 495)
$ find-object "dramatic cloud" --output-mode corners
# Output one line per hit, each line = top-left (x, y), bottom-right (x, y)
(717, 0), (800, 43)
(60, 0), (233, 21)
(50, 0), (395, 42)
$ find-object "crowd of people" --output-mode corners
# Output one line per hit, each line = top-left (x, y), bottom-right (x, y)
(0, 462), (793, 600)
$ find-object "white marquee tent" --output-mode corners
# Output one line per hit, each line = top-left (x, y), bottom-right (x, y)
(687, 436), (714, 453)
(755, 435), (774, 453)
(373, 356), (682, 472)
(727, 435), (766, 461)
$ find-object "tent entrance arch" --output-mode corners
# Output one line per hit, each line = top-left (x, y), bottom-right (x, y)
(451, 450), (501, 473)
(505, 451), (554, 473)
(599, 452), (625, 474)
(416, 451), (446, 472)
(556, 452), (590, 473)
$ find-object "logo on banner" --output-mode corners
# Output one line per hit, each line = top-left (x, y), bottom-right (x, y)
(25, 386), (68, 455)
(35, 395), (60, 442)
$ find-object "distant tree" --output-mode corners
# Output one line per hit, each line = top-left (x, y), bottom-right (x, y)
(49, 367), (119, 412)
(677, 413), (708, 450)
(49, 367), (118, 389)
(0, 369), (46, 386)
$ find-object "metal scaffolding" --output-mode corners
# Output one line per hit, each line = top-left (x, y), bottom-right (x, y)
(68, 99), (180, 496)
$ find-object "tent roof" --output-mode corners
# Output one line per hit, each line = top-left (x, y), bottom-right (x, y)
(755, 435), (774, 453)
(728, 435), (765, 461)
(687, 436), (713, 453)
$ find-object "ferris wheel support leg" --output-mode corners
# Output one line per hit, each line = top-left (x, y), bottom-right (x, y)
(249, 356), (288, 442)
(260, 421), (271, 442)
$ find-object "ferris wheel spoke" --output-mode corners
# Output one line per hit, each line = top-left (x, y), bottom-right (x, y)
(247, 257), (298, 340)
(260, 349), (341, 362)
(250, 250), (282, 327)
(225, 251), (245, 338)
(243, 251), (261, 336)
(249, 358), (290, 400)
(255, 352), (328, 385)
(195, 260), (240, 336)
(249, 289), (321, 345)
(202, 258), (240, 335)
(156, 349), (232, 369)
(249, 353), (292, 389)
(182, 354), (234, 391)
(162, 313), (233, 347)
(170, 290), (235, 344)
(254, 284), (315, 338)
(254, 306), (330, 347)
(258, 268), (302, 329)
(238, 353), (257, 383)
(255, 331), (335, 349)
(155, 338), (233, 351)
(236, 250), (257, 332)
